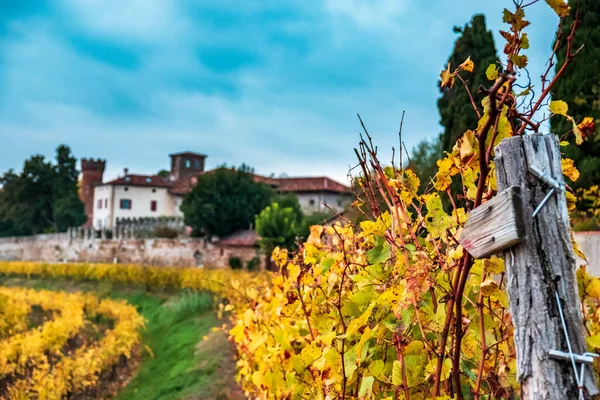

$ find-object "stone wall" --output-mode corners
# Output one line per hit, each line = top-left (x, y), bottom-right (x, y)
(0, 233), (265, 269)
(0, 231), (597, 275)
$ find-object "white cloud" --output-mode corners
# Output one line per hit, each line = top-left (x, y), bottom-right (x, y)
(57, 0), (183, 42)
(325, 0), (408, 29)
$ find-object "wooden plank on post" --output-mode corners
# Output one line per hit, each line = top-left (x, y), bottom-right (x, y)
(459, 186), (525, 259)
(495, 133), (598, 399)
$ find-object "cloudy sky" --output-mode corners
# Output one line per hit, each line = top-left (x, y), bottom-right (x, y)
(0, 0), (558, 184)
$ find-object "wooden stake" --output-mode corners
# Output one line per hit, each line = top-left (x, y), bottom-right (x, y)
(495, 134), (598, 399)
(459, 186), (525, 259)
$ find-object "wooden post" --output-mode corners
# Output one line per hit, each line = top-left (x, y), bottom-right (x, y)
(495, 134), (598, 399)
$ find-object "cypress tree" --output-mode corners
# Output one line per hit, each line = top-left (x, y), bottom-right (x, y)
(551, 0), (600, 189)
(437, 14), (499, 152)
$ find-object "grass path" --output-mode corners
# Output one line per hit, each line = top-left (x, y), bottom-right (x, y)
(0, 277), (245, 400)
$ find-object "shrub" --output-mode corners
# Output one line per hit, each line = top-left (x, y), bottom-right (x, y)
(228, 257), (243, 270)
(245, 257), (260, 271)
(152, 226), (179, 239)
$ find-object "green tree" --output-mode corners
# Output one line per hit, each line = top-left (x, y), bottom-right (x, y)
(157, 169), (170, 179)
(438, 14), (499, 152)
(52, 145), (86, 231)
(0, 145), (85, 236)
(255, 202), (301, 257)
(181, 165), (273, 238)
(410, 138), (443, 191)
(551, 0), (600, 189)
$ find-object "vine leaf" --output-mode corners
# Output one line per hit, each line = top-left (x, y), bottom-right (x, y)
(549, 100), (568, 116)
(545, 0), (570, 17)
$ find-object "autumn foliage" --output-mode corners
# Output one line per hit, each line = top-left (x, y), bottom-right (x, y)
(227, 1), (600, 399)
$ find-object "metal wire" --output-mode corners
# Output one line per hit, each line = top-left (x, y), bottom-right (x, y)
(555, 289), (584, 400)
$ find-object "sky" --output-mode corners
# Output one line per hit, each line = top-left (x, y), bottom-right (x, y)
(0, 0), (559, 184)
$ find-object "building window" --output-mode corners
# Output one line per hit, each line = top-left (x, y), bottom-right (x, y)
(309, 199), (315, 206)
(146, 177), (151, 183)
(97, 219), (102, 228)
(152, 188), (156, 193)
(337, 200), (342, 207)
(104, 199), (108, 208)
(185, 159), (191, 168)
(195, 159), (200, 168)
(97, 199), (102, 209)
(124, 187), (129, 192)
(150, 200), (157, 212)
(120, 199), (132, 210)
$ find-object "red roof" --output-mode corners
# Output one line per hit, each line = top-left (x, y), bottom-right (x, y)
(217, 229), (260, 247)
(276, 177), (351, 193)
(170, 177), (193, 195)
(104, 174), (173, 188)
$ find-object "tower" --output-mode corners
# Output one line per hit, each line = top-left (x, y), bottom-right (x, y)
(169, 151), (207, 180)
(80, 158), (106, 227)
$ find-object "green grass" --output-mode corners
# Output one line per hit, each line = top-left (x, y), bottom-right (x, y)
(0, 277), (244, 400)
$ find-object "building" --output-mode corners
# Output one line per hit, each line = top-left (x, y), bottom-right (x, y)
(277, 177), (353, 213)
(81, 152), (353, 230)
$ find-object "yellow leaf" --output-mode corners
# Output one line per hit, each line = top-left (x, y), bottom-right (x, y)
(572, 231), (588, 264)
(570, 116), (584, 145)
(566, 190), (577, 212)
(561, 158), (580, 182)
(560, 141), (569, 147)
(368, 360), (385, 377)
(458, 130), (477, 162)
(587, 335), (600, 349)
(549, 100), (569, 116)
(459, 56), (474, 73)
(346, 303), (375, 336)
(404, 341), (424, 355)
(480, 279), (500, 297)
(300, 342), (322, 365)
(545, 0), (570, 17)
(440, 62), (455, 88)
(486, 64), (499, 81)
(483, 257), (504, 275)
(391, 360), (403, 385)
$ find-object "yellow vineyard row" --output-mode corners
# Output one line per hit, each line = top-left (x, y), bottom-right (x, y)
(0, 261), (263, 302)
(0, 286), (145, 400)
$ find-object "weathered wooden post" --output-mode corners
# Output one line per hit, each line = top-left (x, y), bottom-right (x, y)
(494, 134), (598, 399)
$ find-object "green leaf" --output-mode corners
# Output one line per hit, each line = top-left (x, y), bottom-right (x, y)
(549, 100), (569, 116)
(520, 33), (530, 49)
(517, 86), (532, 97)
(368, 360), (385, 377)
(486, 64), (499, 81)
(512, 54), (528, 68)
(391, 360), (403, 385)
(358, 375), (374, 398)
(320, 258), (334, 274)
(367, 239), (391, 264)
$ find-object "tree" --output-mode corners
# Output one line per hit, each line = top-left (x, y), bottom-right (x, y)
(438, 14), (499, 152)
(410, 138), (443, 191)
(0, 145), (85, 236)
(255, 202), (301, 256)
(551, 0), (600, 189)
(157, 169), (170, 179)
(410, 15), (498, 192)
(52, 145), (86, 231)
(180, 165), (273, 238)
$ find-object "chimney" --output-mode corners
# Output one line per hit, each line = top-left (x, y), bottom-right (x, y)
(124, 168), (129, 176)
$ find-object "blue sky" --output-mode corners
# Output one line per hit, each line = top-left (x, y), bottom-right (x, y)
(0, 0), (558, 184)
